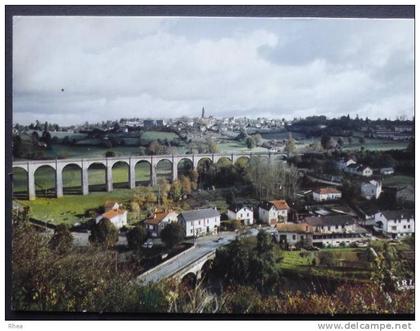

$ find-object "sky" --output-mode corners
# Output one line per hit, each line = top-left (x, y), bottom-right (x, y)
(13, 16), (414, 125)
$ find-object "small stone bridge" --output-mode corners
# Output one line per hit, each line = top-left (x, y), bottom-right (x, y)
(137, 247), (216, 286)
(12, 152), (285, 200)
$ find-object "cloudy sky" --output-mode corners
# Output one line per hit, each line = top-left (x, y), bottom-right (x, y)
(13, 16), (414, 125)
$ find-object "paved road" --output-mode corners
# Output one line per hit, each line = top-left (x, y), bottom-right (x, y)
(137, 231), (238, 285)
(72, 231), (127, 247)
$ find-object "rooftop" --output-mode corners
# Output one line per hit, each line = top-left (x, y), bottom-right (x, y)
(228, 203), (251, 213)
(144, 210), (177, 225)
(260, 199), (289, 210)
(102, 208), (126, 220)
(179, 208), (220, 222)
(276, 223), (312, 234)
(314, 187), (341, 195)
(304, 215), (355, 227)
(379, 209), (414, 221)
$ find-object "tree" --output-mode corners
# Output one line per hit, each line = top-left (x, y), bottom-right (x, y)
(49, 224), (73, 254)
(253, 134), (263, 146)
(31, 131), (39, 146)
(337, 137), (344, 147)
(206, 137), (220, 153)
(89, 219), (119, 248)
(126, 225), (147, 250)
(256, 230), (273, 254)
(180, 176), (192, 195)
(321, 135), (332, 150)
(170, 180), (183, 201)
(189, 170), (199, 191)
(105, 150), (116, 157)
(148, 141), (167, 155)
(158, 178), (171, 207)
(245, 136), (256, 149)
(160, 223), (184, 248)
(284, 135), (296, 155)
(12, 135), (23, 158)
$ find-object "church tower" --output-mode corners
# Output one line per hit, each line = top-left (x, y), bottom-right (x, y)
(201, 107), (205, 119)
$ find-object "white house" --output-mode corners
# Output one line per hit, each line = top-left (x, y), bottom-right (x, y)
(144, 210), (179, 237)
(345, 164), (373, 177)
(258, 200), (289, 226)
(227, 203), (254, 225)
(313, 187), (342, 202)
(178, 208), (221, 238)
(373, 210), (415, 238)
(361, 180), (382, 200)
(96, 201), (127, 229)
(304, 215), (368, 247)
(275, 223), (313, 247)
(337, 158), (357, 170)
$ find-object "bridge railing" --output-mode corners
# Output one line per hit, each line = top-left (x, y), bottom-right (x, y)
(167, 250), (216, 280)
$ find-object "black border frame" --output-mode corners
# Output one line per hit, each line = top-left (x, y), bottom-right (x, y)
(5, 4), (415, 321)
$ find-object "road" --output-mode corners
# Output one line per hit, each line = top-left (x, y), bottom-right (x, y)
(136, 231), (238, 285)
(72, 231), (127, 247)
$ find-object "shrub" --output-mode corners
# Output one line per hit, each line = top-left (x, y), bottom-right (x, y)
(160, 223), (184, 249)
(49, 224), (73, 254)
(89, 219), (119, 248)
(126, 225), (147, 250)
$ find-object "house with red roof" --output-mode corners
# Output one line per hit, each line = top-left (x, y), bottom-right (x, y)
(312, 187), (342, 202)
(144, 210), (179, 238)
(96, 201), (127, 229)
(258, 199), (289, 226)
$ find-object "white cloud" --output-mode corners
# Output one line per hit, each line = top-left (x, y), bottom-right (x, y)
(13, 16), (414, 125)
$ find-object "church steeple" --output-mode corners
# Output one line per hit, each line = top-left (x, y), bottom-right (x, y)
(201, 107), (205, 119)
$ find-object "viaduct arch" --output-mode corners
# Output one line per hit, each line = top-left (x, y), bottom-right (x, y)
(12, 152), (283, 200)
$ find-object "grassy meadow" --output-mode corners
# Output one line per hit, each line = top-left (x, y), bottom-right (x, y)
(276, 247), (372, 281)
(18, 189), (138, 225)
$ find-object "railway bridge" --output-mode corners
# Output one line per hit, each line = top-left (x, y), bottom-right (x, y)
(12, 152), (285, 200)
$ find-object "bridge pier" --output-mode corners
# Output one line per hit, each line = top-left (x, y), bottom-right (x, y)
(81, 164), (89, 195)
(55, 164), (63, 198)
(129, 159), (136, 189)
(151, 165), (157, 186)
(106, 163), (113, 192)
(172, 157), (178, 182)
(27, 164), (36, 201)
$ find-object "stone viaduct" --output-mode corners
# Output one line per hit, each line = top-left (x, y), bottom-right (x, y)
(12, 152), (284, 200)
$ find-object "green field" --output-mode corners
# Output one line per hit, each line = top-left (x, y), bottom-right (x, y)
(296, 137), (408, 152)
(18, 189), (138, 225)
(276, 247), (372, 280)
(382, 175), (414, 188)
(218, 140), (268, 153)
(343, 140), (408, 151)
(140, 131), (178, 143)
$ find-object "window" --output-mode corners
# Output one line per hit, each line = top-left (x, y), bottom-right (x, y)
(403, 225), (406, 229)
(292, 235), (296, 240)
(408, 225), (411, 229)
(391, 226), (397, 231)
